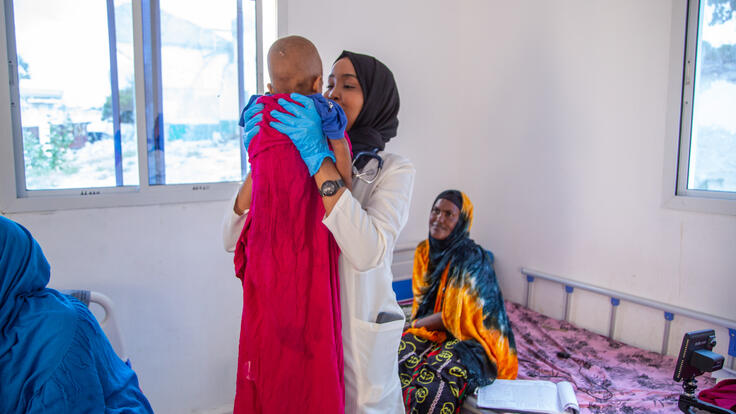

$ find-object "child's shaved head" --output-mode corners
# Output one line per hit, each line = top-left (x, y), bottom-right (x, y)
(267, 35), (323, 95)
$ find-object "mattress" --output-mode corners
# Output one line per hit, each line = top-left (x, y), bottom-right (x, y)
(500, 301), (716, 413)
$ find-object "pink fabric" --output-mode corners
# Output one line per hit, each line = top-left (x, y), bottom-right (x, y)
(233, 94), (344, 414)
(505, 301), (716, 413)
(699, 379), (736, 410)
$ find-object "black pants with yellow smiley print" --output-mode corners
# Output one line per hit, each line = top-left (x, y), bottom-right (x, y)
(398, 333), (470, 414)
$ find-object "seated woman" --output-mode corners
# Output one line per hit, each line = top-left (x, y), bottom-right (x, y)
(400, 190), (518, 413)
(0, 216), (153, 414)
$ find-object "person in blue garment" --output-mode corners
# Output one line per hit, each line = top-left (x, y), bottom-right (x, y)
(0, 216), (153, 414)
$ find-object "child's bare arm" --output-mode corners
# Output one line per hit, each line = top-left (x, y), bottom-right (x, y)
(331, 137), (352, 191)
(234, 172), (253, 215)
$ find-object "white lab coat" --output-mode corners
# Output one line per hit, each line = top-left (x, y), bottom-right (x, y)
(222, 150), (415, 414)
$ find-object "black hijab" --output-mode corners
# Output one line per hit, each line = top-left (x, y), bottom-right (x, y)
(336, 51), (400, 159)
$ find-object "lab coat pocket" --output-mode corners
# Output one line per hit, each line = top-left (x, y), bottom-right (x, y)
(351, 317), (404, 405)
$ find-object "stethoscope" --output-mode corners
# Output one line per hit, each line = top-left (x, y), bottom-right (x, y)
(351, 148), (384, 184)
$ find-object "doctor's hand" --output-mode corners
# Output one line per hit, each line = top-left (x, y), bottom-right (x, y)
(270, 93), (335, 176)
(239, 98), (264, 151)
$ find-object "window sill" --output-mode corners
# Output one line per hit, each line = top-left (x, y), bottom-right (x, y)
(0, 181), (240, 213)
(663, 193), (736, 216)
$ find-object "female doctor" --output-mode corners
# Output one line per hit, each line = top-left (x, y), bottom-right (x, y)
(222, 50), (415, 413)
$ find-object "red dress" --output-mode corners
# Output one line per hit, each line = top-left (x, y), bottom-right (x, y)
(233, 94), (344, 413)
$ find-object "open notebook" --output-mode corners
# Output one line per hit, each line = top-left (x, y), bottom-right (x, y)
(476, 379), (580, 414)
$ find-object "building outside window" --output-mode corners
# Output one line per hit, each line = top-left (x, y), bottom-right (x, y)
(1, 0), (277, 212)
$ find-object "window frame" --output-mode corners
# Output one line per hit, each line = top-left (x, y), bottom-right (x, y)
(0, 0), (277, 213)
(663, 0), (736, 215)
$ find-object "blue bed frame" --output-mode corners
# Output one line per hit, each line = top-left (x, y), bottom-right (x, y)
(521, 267), (736, 370)
(390, 262), (736, 370)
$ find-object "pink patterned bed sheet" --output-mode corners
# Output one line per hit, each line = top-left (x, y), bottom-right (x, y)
(506, 301), (716, 413)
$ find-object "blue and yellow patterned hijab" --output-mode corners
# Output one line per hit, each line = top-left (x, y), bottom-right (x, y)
(410, 191), (518, 387)
(416, 190), (476, 318)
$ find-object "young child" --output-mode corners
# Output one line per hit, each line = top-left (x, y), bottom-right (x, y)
(239, 36), (352, 191)
(232, 36), (348, 414)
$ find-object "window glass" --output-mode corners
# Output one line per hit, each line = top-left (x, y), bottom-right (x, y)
(13, 0), (137, 190)
(2, 0), (274, 211)
(158, 0), (255, 185)
(688, 0), (736, 193)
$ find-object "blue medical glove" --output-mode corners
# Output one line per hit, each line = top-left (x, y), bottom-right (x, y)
(239, 95), (264, 151)
(311, 95), (347, 140)
(270, 93), (335, 176)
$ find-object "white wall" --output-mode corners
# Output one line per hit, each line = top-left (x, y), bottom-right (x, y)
(286, 0), (735, 352)
(2, 1), (735, 412)
(453, 0), (736, 352)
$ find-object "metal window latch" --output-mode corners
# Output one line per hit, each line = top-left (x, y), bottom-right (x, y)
(8, 60), (14, 86)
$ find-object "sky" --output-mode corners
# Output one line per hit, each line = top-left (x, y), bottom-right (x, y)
(14, 0), (261, 109)
(15, 0), (113, 107)
(12, 0), (731, 122)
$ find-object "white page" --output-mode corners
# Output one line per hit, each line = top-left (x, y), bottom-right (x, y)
(555, 381), (580, 413)
(477, 379), (559, 412)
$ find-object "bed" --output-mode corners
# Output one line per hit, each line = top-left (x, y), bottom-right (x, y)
(60, 289), (129, 364)
(398, 298), (713, 413)
(391, 247), (732, 413)
(479, 300), (717, 413)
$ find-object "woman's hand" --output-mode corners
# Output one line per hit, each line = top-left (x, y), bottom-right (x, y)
(239, 100), (264, 151)
(310, 95), (347, 140)
(409, 313), (445, 331)
(270, 93), (335, 176)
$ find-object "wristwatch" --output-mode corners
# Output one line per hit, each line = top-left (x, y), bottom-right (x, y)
(319, 179), (345, 197)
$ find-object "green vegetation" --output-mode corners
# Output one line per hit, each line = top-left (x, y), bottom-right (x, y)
(102, 85), (135, 124)
(22, 121), (77, 175)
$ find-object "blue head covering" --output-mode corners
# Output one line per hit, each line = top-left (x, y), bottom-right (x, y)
(0, 216), (76, 411)
(0, 216), (51, 325)
(0, 216), (153, 413)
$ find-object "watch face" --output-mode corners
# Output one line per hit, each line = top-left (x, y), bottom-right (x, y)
(321, 179), (345, 196)
(321, 180), (337, 196)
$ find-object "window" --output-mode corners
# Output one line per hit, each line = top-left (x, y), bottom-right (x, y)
(677, 0), (736, 202)
(1, 0), (277, 212)
(9, 0), (137, 191)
